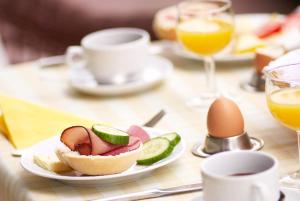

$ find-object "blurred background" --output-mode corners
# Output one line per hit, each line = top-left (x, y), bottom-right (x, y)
(0, 0), (299, 64)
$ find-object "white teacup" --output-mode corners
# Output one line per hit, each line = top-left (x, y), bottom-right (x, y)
(66, 28), (150, 81)
(201, 151), (280, 201)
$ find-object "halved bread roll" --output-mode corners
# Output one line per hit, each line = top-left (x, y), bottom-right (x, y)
(55, 144), (142, 176)
(153, 6), (177, 41)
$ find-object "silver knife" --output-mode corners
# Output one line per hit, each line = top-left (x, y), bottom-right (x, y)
(89, 183), (202, 201)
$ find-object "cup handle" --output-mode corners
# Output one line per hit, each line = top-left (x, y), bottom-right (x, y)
(252, 182), (272, 201)
(66, 46), (86, 69)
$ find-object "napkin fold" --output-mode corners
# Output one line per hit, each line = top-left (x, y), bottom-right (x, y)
(0, 95), (98, 149)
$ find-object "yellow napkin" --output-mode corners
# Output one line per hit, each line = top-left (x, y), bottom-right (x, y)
(0, 95), (98, 149)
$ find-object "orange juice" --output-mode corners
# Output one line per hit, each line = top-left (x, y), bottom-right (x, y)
(267, 88), (300, 130)
(177, 18), (234, 55)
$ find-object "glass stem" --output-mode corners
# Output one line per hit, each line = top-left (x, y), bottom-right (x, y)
(204, 56), (216, 93)
(298, 131), (300, 165)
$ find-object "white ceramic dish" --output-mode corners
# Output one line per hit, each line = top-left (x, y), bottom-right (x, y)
(68, 55), (173, 96)
(281, 188), (300, 201)
(196, 188), (300, 201)
(172, 13), (300, 63)
(21, 127), (185, 186)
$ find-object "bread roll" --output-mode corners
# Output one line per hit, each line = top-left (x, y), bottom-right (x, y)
(56, 144), (142, 176)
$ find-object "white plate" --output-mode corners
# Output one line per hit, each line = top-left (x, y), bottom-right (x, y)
(21, 127), (186, 186)
(282, 188), (300, 201)
(172, 42), (253, 63)
(171, 13), (300, 63)
(196, 188), (300, 201)
(68, 55), (173, 96)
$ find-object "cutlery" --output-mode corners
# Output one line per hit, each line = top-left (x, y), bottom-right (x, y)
(37, 55), (65, 68)
(11, 109), (166, 157)
(11, 149), (28, 157)
(87, 71), (146, 86)
(89, 183), (202, 201)
(142, 109), (165, 127)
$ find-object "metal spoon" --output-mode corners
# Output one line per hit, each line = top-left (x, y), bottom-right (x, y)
(95, 72), (142, 85)
(11, 109), (166, 157)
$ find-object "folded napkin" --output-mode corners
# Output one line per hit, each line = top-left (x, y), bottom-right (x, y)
(266, 49), (300, 70)
(0, 95), (98, 149)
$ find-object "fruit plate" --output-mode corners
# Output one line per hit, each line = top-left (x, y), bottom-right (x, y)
(20, 127), (186, 186)
(170, 13), (300, 63)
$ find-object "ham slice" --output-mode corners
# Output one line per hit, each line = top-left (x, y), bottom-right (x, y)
(60, 126), (90, 151)
(75, 143), (92, 155)
(60, 125), (146, 156)
(127, 125), (150, 143)
(87, 129), (121, 155)
(102, 137), (141, 156)
(61, 126), (120, 155)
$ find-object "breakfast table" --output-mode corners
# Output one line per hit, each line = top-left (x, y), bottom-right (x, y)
(0, 42), (298, 201)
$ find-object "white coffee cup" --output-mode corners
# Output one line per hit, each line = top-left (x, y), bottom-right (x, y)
(201, 151), (280, 201)
(66, 28), (150, 81)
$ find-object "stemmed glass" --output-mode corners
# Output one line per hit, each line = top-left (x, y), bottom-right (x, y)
(176, 0), (234, 107)
(265, 63), (300, 189)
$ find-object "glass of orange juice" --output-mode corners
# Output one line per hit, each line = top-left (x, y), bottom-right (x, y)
(265, 63), (300, 188)
(177, 0), (234, 107)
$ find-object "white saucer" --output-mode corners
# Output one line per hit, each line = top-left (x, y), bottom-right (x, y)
(21, 127), (186, 186)
(68, 55), (173, 96)
(281, 188), (300, 201)
(196, 188), (300, 201)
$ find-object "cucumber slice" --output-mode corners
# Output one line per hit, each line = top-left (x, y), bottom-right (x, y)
(92, 125), (129, 145)
(161, 133), (181, 147)
(137, 137), (173, 165)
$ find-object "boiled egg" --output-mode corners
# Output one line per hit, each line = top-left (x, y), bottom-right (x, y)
(207, 96), (244, 138)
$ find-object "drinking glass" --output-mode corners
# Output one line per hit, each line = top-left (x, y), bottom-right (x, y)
(265, 63), (300, 188)
(177, 0), (234, 107)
